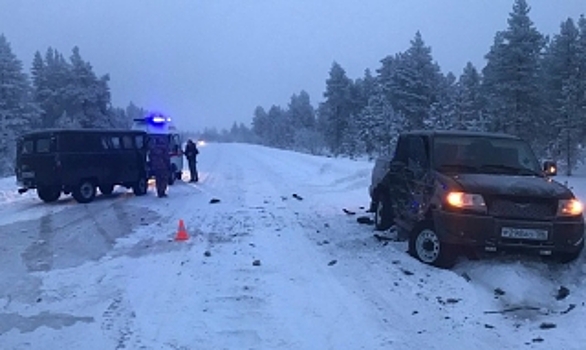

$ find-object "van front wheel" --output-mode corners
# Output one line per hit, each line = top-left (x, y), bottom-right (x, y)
(37, 185), (61, 203)
(73, 180), (96, 203)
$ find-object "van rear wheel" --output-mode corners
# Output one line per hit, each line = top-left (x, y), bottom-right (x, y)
(133, 177), (148, 196)
(168, 165), (176, 186)
(37, 185), (61, 203)
(73, 180), (96, 203)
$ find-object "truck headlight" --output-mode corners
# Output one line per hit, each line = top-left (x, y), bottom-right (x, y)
(557, 199), (583, 217)
(446, 192), (487, 213)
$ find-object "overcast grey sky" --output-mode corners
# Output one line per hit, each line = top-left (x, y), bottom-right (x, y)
(1, 1), (584, 131)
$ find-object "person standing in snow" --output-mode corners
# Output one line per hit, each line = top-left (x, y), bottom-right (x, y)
(184, 139), (199, 182)
(149, 135), (171, 197)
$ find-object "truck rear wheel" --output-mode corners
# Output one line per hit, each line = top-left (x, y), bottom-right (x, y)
(374, 192), (394, 231)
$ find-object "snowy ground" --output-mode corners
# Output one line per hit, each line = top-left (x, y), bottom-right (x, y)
(1, 142), (586, 350)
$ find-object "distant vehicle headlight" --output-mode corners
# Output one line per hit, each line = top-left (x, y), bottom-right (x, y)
(557, 199), (583, 217)
(446, 192), (486, 213)
(197, 140), (206, 147)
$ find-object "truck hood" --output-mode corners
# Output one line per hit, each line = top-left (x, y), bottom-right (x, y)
(448, 173), (572, 198)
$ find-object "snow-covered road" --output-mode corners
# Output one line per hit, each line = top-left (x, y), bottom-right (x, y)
(1, 142), (586, 349)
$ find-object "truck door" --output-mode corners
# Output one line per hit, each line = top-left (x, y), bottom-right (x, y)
(406, 135), (433, 223)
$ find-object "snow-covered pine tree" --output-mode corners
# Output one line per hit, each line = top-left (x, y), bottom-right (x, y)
(288, 90), (318, 152)
(428, 72), (457, 130)
(266, 105), (288, 149)
(288, 90), (315, 131)
(355, 83), (404, 158)
(33, 48), (71, 128)
(542, 18), (583, 175)
(67, 46), (112, 128)
(482, 0), (546, 152)
(457, 62), (486, 131)
(252, 105), (269, 144)
(387, 31), (442, 131)
(338, 69), (378, 157)
(126, 102), (147, 121)
(321, 61), (353, 155)
(0, 34), (39, 175)
(577, 16), (586, 144)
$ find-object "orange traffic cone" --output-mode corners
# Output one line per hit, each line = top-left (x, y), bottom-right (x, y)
(175, 219), (189, 241)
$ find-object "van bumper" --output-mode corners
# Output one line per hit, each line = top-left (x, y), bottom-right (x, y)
(433, 210), (585, 256)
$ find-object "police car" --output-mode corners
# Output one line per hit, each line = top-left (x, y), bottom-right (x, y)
(132, 114), (184, 185)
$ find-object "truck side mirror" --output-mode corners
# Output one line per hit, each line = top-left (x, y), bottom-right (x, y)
(543, 160), (557, 176)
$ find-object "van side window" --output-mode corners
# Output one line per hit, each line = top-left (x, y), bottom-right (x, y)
(36, 139), (51, 153)
(110, 137), (121, 149)
(135, 135), (144, 149)
(170, 134), (181, 153)
(22, 140), (33, 154)
(101, 137), (111, 149)
(122, 135), (133, 149)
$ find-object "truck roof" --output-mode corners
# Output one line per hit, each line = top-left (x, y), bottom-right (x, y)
(402, 129), (519, 140)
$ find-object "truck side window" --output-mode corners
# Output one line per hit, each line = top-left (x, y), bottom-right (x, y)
(409, 136), (429, 175)
(393, 136), (409, 164)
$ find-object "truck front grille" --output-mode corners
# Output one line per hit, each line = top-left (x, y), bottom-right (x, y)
(487, 197), (556, 220)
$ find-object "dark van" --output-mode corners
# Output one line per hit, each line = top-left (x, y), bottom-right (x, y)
(16, 129), (149, 203)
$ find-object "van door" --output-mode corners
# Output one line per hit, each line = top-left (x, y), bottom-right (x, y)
(169, 134), (183, 177)
(16, 134), (59, 188)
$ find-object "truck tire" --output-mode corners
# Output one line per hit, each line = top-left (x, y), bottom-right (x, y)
(409, 222), (457, 268)
(374, 192), (394, 231)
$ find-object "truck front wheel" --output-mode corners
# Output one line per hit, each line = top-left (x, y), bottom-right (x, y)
(409, 222), (457, 268)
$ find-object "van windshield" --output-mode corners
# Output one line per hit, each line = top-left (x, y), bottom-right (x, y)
(433, 136), (542, 176)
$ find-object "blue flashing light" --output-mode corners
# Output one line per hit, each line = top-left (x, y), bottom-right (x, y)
(152, 116), (166, 124)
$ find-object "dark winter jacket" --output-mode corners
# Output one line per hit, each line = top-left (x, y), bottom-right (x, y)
(184, 141), (199, 161)
(149, 136), (171, 172)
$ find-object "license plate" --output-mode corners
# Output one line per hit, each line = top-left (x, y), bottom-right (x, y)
(21, 171), (35, 178)
(501, 227), (548, 240)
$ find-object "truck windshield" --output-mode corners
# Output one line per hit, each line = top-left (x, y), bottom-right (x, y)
(433, 136), (542, 176)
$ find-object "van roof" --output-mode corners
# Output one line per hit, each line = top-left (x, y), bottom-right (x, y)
(20, 129), (147, 138)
